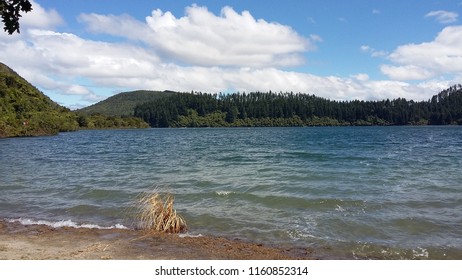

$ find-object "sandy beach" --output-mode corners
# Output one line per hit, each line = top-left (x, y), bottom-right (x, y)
(0, 220), (312, 260)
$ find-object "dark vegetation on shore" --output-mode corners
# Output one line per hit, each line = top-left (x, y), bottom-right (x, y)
(1, 61), (461, 137)
(133, 87), (462, 127)
(78, 85), (462, 128)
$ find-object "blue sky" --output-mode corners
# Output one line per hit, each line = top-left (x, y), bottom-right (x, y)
(1, 0), (461, 108)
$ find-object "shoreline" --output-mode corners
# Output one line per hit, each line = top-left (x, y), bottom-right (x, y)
(0, 219), (312, 260)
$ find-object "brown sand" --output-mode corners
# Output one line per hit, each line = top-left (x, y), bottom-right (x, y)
(0, 220), (313, 260)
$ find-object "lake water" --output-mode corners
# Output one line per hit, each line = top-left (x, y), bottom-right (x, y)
(1, 127), (461, 259)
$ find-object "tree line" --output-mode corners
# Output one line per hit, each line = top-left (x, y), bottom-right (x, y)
(134, 85), (462, 127)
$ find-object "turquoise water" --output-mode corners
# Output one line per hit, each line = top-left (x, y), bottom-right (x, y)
(1, 127), (461, 259)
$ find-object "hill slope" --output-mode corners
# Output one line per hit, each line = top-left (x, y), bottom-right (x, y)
(0, 62), (79, 137)
(76, 90), (177, 117)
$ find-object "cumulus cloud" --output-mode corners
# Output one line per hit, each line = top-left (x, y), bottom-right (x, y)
(425, 10), (458, 24)
(26, 29), (160, 78)
(381, 25), (462, 80)
(79, 5), (313, 67)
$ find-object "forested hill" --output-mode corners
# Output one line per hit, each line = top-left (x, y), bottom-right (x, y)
(0, 63), (150, 137)
(75, 90), (176, 116)
(134, 86), (462, 127)
(0, 62), (79, 137)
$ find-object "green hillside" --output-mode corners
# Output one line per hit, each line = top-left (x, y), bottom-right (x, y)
(76, 90), (176, 117)
(0, 62), (79, 137)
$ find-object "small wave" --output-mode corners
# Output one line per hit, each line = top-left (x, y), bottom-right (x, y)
(216, 191), (233, 196)
(6, 218), (128, 230)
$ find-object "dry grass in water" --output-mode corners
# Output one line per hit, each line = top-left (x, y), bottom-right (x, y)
(135, 191), (187, 233)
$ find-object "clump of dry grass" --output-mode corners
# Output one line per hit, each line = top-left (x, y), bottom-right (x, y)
(135, 191), (187, 233)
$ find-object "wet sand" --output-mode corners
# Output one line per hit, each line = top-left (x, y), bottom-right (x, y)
(0, 220), (312, 260)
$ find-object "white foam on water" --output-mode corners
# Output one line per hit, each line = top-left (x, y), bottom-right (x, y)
(412, 247), (429, 258)
(287, 229), (317, 240)
(6, 218), (128, 230)
(178, 232), (203, 238)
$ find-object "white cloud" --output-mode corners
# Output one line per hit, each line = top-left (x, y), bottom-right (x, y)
(380, 65), (435, 80)
(381, 25), (462, 80)
(66, 84), (93, 95)
(360, 45), (387, 57)
(309, 34), (323, 43)
(425, 10), (458, 24)
(0, 28), (160, 103)
(25, 29), (161, 78)
(79, 5), (313, 68)
(0, 5), (457, 108)
(1, 26), (444, 105)
(360, 45), (371, 52)
(372, 9), (381, 15)
(351, 73), (369, 82)
(78, 13), (150, 42)
(21, 0), (63, 29)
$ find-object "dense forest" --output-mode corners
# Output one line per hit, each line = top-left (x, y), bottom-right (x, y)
(134, 86), (462, 127)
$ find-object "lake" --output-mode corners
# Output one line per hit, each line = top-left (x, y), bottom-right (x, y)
(1, 126), (461, 259)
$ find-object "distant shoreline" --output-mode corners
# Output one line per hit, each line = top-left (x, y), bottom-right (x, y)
(3, 123), (462, 139)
